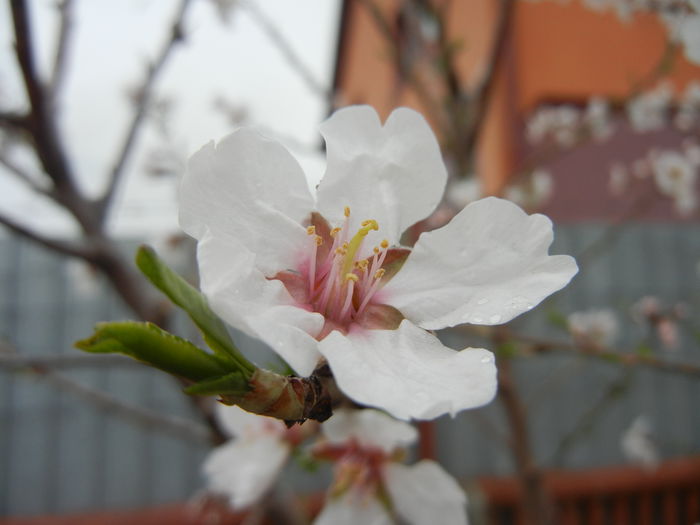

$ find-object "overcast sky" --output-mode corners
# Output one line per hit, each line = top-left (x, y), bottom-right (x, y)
(0, 0), (341, 237)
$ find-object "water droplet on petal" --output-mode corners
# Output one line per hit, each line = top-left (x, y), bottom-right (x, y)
(480, 355), (494, 364)
(477, 298), (488, 305)
(489, 314), (502, 323)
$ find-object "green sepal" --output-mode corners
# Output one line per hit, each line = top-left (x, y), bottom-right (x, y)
(75, 321), (233, 382)
(184, 371), (249, 396)
(135, 245), (253, 374)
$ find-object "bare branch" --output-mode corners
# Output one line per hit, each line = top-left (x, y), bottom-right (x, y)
(11, 0), (80, 195)
(0, 211), (90, 260)
(0, 110), (30, 133)
(511, 331), (700, 378)
(0, 352), (139, 370)
(0, 153), (52, 196)
(240, 0), (333, 101)
(50, 0), (75, 100)
(461, 0), (515, 155)
(355, 0), (447, 133)
(35, 369), (211, 442)
(99, 0), (192, 219)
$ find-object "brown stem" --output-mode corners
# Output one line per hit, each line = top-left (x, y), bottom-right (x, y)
(98, 0), (192, 223)
(497, 356), (554, 525)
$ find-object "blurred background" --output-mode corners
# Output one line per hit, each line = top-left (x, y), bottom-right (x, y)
(0, 1), (699, 524)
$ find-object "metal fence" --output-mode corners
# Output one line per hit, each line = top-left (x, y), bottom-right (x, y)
(1, 222), (698, 517)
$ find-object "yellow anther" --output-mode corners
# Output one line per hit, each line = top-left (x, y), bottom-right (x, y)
(315, 236), (323, 246)
(335, 247), (347, 255)
(307, 225), (316, 235)
(380, 239), (389, 249)
(344, 206), (351, 217)
(330, 227), (341, 237)
(340, 220), (380, 276)
(373, 247), (380, 254)
(345, 273), (359, 282)
(374, 268), (386, 280)
(342, 242), (349, 251)
(354, 260), (368, 273)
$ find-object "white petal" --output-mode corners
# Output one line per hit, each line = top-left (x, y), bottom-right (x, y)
(322, 408), (417, 453)
(382, 197), (578, 330)
(198, 232), (324, 376)
(180, 129), (314, 275)
(215, 404), (286, 439)
(318, 320), (497, 421)
(384, 461), (468, 525)
(314, 492), (392, 525)
(316, 106), (447, 252)
(202, 435), (289, 509)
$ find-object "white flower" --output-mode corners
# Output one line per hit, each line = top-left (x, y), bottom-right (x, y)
(626, 84), (673, 132)
(621, 415), (659, 470)
(180, 106), (578, 420)
(504, 169), (553, 210)
(680, 14), (700, 65)
(584, 97), (614, 140)
(314, 409), (468, 525)
(650, 149), (698, 215)
(567, 309), (618, 346)
(202, 405), (293, 508)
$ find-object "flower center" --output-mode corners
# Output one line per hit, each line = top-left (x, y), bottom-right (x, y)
(305, 207), (391, 327)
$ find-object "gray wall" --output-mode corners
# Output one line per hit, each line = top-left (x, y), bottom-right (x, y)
(1, 223), (699, 516)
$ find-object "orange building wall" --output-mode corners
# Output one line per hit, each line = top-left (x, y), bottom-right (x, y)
(333, 0), (700, 193)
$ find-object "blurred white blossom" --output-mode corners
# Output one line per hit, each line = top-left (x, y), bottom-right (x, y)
(621, 415), (659, 470)
(313, 409), (468, 525)
(567, 308), (619, 346)
(650, 149), (698, 215)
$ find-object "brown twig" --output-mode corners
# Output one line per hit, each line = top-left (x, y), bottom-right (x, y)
(461, 0), (515, 156)
(241, 0), (333, 102)
(497, 355), (555, 525)
(0, 211), (90, 259)
(0, 152), (51, 196)
(512, 331), (700, 378)
(98, 0), (192, 222)
(49, 0), (75, 101)
(0, 352), (139, 370)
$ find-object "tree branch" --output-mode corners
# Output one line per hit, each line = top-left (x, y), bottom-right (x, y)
(497, 356), (555, 525)
(11, 0), (81, 199)
(0, 211), (91, 260)
(462, 0), (515, 155)
(99, 0), (192, 221)
(241, 0), (332, 102)
(511, 331), (700, 378)
(49, 0), (75, 101)
(0, 152), (52, 196)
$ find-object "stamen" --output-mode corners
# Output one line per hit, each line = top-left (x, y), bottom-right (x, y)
(307, 225), (316, 235)
(315, 236), (323, 246)
(380, 239), (389, 249)
(340, 219), (379, 277)
(374, 268), (385, 279)
(344, 206), (351, 217)
(330, 227), (341, 237)
(338, 274), (357, 322)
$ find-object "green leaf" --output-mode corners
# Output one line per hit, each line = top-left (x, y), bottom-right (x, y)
(75, 321), (233, 382)
(135, 245), (254, 374)
(184, 371), (249, 396)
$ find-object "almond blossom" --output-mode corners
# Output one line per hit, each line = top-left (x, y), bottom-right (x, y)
(202, 404), (304, 508)
(650, 149), (698, 215)
(180, 105), (578, 421)
(313, 409), (468, 525)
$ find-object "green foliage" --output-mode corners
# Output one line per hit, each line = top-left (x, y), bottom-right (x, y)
(184, 371), (249, 396)
(75, 321), (232, 382)
(135, 245), (254, 374)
